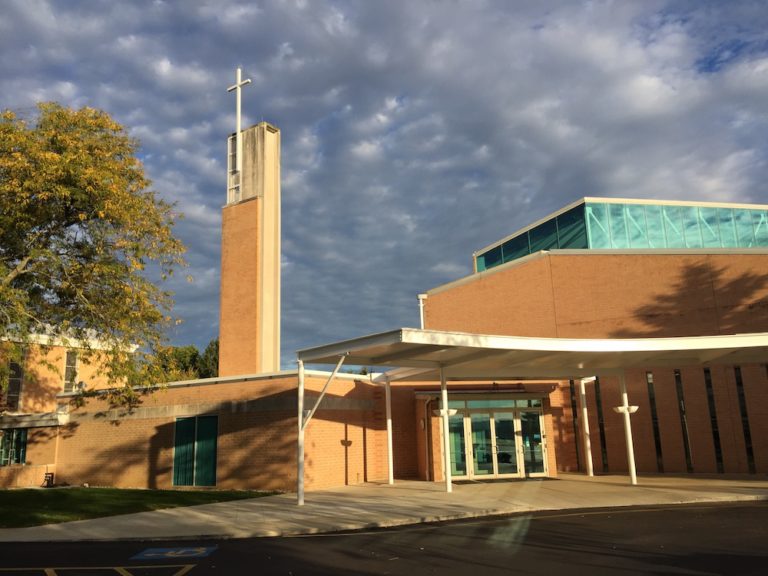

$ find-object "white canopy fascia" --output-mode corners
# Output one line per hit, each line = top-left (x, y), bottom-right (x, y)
(297, 327), (768, 381)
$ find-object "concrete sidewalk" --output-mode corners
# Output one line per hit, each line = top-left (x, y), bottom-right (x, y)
(2, 473), (767, 542)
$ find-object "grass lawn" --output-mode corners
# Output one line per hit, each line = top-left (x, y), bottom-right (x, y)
(0, 487), (274, 528)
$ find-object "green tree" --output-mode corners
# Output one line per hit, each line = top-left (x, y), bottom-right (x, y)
(153, 345), (201, 382)
(0, 102), (186, 406)
(198, 338), (219, 379)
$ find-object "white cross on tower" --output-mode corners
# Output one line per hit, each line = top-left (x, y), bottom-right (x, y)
(227, 67), (252, 174)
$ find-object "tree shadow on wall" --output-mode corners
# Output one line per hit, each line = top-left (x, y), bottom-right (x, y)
(62, 381), (385, 492)
(1, 364), (62, 414)
(611, 262), (768, 338)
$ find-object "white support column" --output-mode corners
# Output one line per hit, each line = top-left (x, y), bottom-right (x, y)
(617, 372), (638, 486)
(385, 378), (394, 485)
(297, 359), (306, 505)
(440, 367), (452, 493)
(579, 377), (595, 477)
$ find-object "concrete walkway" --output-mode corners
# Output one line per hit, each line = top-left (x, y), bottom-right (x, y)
(2, 473), (767, 542)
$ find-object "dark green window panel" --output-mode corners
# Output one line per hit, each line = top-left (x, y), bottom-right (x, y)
(644, 204), (666, 248)
(682, 206), (703, 248)
(194, 416), (218, 487)
(585, 203), (611, 248)
(173, 418), (196, 486)
(501, 234), (530, 263)
(477, 245), (502, 271)
(699, 207), (721, 247)
(0, 428), (27, 466)
(529, 218), (558, 253)
(734, 209), (755, 247)
(717, 208), (738, 247)
(663, 205), (685, 248)
(608, 204), (629, 248)
(173, 416), (218, 487)
(556, 204), (588, 249)
(626, 204), (650, 248)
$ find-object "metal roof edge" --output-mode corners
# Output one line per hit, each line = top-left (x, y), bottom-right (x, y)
(297, 328), (406, 363)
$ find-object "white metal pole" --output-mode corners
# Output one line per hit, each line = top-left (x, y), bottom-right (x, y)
(579, 377), (594, 477)
(618, 373), (638, 486)
(417, 294), (427, 329)
(440, 367), (452, 493)
(385, 378), (394, 485)
(297, 359), (306, 505)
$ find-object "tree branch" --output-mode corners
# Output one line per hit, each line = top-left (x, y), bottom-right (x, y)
(1, 254), (32, 288)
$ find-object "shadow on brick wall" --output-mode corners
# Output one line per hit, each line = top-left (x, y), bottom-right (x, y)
(59, 380), (386, 492)
(611, 262), (768, 338)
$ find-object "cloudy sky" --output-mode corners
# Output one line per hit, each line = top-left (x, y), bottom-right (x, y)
(3, 0), (768, 367)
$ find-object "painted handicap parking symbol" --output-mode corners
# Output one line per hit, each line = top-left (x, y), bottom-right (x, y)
(132, 546), (217, 560)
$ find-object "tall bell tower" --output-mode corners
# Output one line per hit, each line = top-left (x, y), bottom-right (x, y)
(218, 69), (281, 375)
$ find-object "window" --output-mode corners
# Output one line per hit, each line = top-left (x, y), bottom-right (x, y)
(501, 234), (530, 263)
(674, 369), (693, 472)
(626, 204), (650, 248)
(645, 372), (664, 472)
(64, 351), (78, 393)
(608, 203), (630, 248)
(556, 204), (588, 249)
(0, 428), (27, 466)
(734, 209), (755, 247)
(477, 245), (503, 272)
(703, 368), (724, 473)
(663, 205), (686, 248)
(528, 218), (558, 253)
(4, 361), (22, 411)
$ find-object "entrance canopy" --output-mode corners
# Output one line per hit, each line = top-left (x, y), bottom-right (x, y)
(297, 327), (768, 381)
(295, 328), (768, 503)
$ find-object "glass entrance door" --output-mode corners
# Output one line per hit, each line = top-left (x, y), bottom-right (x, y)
(448, 413), (467, 477)
(520, 411), (547, 476)
(494, 412), (519, 476)
(466, 412), (522, 479)
(442, 405), (546, 480)
(470, 413), (495, 477)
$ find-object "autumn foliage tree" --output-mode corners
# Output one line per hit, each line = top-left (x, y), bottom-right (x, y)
(0, 102), (186, 405)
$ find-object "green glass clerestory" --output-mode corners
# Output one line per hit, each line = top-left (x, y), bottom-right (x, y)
(475, 198), (768, 272)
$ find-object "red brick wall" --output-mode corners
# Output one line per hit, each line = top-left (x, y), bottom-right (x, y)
(51, 374), (387, 492)
(424, 252), (768, 476)
(741, 364), (768, 471)
(218, 198), (263, 377)
(548, 383), (579, 473)
(426, 252), (768, 339)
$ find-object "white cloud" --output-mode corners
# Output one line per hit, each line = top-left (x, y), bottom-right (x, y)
(2, 0), (767, 359)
